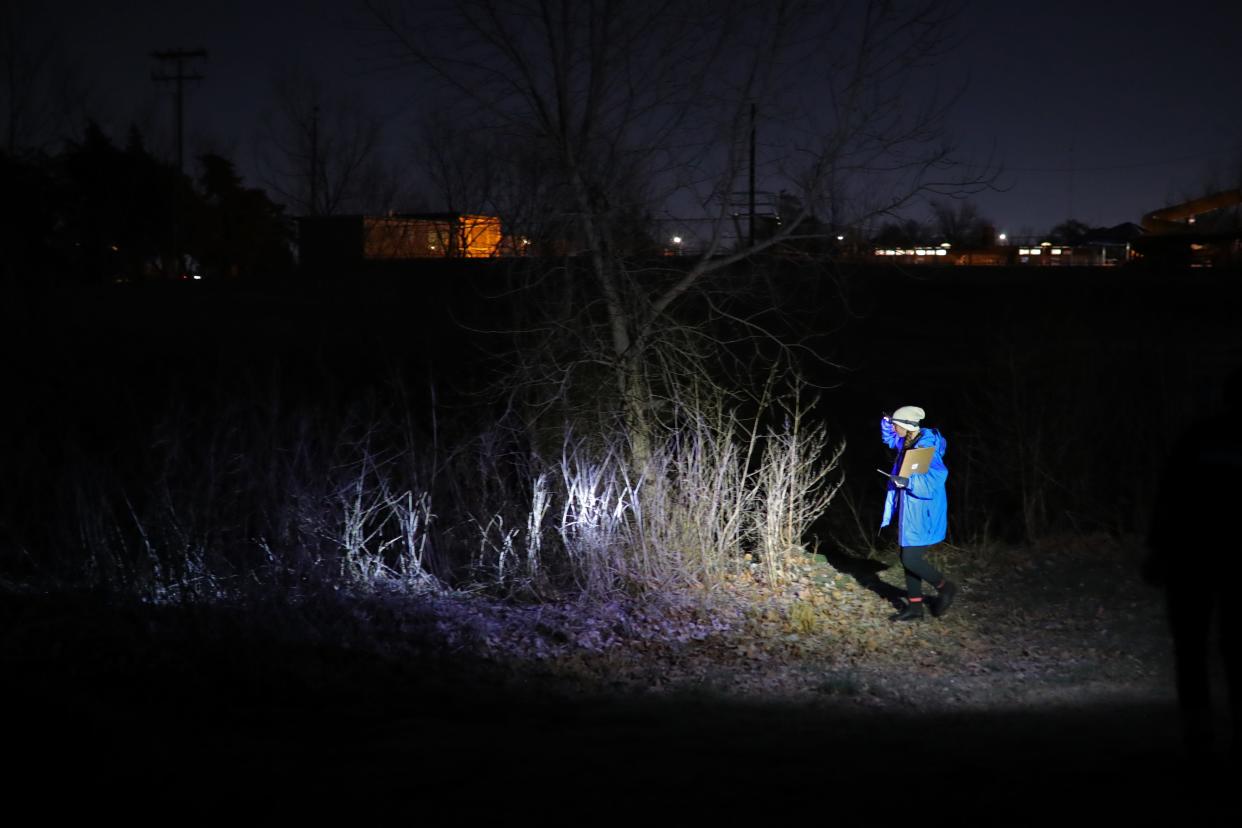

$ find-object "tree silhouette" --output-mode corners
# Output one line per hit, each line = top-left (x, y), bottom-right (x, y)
(368, 1), (996, 453)
(254, 66), (401, 217)
(5, 122), (291, 283)
(872, 218), (928, 247)
(0, 0), (92, 156)
(1047, 219), (1090, 245)
(59, 122), (190, 282)
(195, 153), (293, 278)
(930, 199), (994, 247)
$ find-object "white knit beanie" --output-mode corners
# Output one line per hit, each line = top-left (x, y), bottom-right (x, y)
(891, 405), (925, 432)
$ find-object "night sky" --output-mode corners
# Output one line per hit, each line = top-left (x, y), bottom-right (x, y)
(37, 0), (1242, 236)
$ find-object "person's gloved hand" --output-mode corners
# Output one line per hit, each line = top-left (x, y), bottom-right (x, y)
(893, 475), (909, 488)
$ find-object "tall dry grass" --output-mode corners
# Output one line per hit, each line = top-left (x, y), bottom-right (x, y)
(11, 373), (842, 605)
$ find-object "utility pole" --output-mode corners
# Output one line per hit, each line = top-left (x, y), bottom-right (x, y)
(152, 48), (206, 277)
(1066, 136), (1076, 222)
(310, 104), (319, 215)
(748, 102), (756, 247)
(151, 49), (207, 175)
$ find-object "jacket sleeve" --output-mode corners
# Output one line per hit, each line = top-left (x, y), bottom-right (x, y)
(907, 460), (946, 499)
(907, 438), (947, 499)
(880, 416), (902, 449)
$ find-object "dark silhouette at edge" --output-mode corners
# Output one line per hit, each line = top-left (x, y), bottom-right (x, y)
(1147, 364), (1242, 769)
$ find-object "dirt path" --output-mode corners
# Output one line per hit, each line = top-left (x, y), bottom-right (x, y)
(0, 537), (1180, 716)
(509, 536), (1179, 715)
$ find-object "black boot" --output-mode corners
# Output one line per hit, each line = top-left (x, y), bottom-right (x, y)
(890, 601), (925, 622)
(932, 580), (957, 617)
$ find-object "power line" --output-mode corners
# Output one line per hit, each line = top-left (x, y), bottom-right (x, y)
(1004, 145), (1240, 174)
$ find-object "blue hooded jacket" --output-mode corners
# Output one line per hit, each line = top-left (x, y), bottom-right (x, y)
(880, 418), (948, 547)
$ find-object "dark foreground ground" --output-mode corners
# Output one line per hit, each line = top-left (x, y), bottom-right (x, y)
(3, 544), (1236, 824)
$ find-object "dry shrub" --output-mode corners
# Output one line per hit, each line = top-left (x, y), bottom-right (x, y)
(27, 376), (843, 605)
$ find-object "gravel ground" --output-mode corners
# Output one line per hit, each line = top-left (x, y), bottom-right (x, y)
(483, 534), (1180, 714)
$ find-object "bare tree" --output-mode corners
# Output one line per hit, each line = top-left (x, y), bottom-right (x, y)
(366, 0), (994, 451)
(415, 114), (568, 252)
(1, 0), (91, 155)
(1176, 147), (1242, 205)
(873, 217), (929, 247)
(1046, 218), (1090, 245)
(254, 65), (402, 216)
(930, 198), (994, 247)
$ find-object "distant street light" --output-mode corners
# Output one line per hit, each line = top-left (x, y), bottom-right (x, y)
(672, 236), (682, 245)
(998, 233), (1008, 243)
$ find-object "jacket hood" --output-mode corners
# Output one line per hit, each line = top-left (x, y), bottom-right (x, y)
(914, 427), (946, 457)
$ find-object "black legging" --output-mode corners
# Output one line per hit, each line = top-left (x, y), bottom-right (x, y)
(899, 544), (944, 599)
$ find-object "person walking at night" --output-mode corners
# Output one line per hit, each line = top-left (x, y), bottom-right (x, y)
(879, 405), (956, 621)
(1146, 367), (1242, 764)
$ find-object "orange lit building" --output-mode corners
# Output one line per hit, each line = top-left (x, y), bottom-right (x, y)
(362, 213), (502, 259)
(298, 213), (505, 273)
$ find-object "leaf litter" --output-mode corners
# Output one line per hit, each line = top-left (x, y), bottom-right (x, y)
(400, 534), (1177, 713)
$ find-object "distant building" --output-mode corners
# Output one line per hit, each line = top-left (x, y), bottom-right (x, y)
(1078, 223), (1144, 266)
(868, 221), (1159, 268)
(871, 245), (954, 264)
(1134, 190), (1242, 267)
(1012, 243), (1083, 266)
(297, 213), (504, 273)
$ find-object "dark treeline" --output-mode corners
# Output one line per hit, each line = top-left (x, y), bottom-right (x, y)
(3, 259), (1239, 595)
(1, 122), (293, 287)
